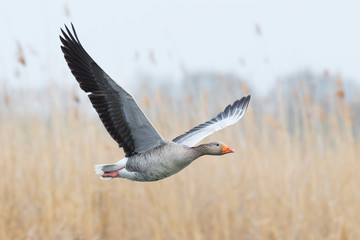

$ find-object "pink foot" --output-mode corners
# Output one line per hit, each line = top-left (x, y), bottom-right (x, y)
(101, 170), (119, 178)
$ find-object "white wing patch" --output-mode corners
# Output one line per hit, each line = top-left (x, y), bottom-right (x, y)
(173, 96), (251, 147)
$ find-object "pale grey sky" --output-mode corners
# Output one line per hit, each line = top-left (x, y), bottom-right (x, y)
(1, 0), (359, 94)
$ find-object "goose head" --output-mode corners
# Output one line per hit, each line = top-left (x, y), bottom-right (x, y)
(195, 142), (234, 155)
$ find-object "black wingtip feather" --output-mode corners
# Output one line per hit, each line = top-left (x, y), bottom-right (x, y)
(60, 23), (139, 157)
(71, 23), (80, 42)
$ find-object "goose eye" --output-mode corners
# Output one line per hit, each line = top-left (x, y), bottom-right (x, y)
(216, 144), (219, 146)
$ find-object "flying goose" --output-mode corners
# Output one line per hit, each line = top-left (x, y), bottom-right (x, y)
(60, 24), (251, 182)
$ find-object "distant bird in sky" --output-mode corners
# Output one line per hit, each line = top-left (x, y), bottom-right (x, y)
(60, 24), (251, 182)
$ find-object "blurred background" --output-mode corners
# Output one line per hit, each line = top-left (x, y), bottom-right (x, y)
(1, 0), (360, 239)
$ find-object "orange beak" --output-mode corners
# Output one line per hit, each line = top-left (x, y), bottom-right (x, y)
(222, 145), (234, 154)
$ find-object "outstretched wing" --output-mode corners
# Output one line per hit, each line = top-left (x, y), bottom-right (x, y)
(60, 24), (165, 157)
(173, 96), (251, 147)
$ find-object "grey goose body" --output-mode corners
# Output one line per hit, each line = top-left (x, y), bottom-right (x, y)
(124, 141), (200, 181)
(60, 24), (251, 182)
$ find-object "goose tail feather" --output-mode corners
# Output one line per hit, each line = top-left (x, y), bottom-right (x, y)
(94, 164), (120, 175)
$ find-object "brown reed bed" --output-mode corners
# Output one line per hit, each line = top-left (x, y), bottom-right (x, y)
(0, 80), (359, 239)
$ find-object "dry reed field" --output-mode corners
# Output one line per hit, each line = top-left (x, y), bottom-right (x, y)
(1, 77), (359, 239)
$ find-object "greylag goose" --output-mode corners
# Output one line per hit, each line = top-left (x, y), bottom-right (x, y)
(60, 24), (251, 182)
